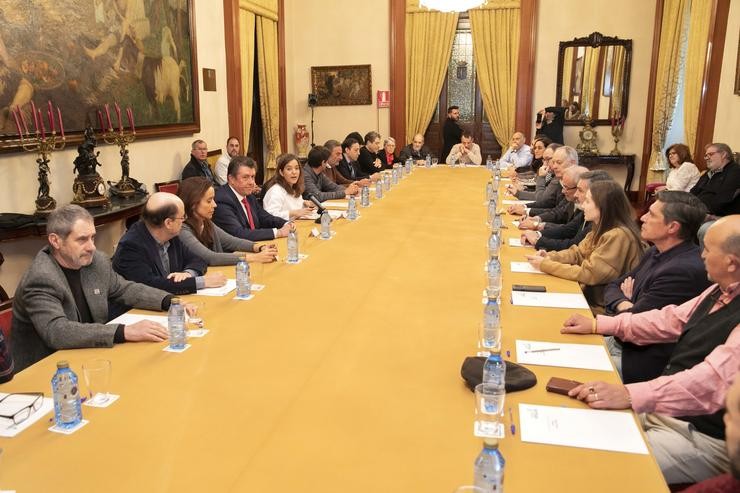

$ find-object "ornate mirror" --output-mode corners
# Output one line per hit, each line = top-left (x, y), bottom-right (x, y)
(556, 32), (632, 126)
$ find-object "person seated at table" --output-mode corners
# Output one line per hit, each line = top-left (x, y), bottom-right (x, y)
(321, 139), (368, 188)
(518, 166), (588, 232)
(113, 192), (227, 295)
(12, 205), (182, 373)
(182, 139), (218, 186)
(262, 153), (315, 221)
(378, 137), (401, 169)
(214, 136), (241, 186)
(445, 130), (482, 165)
(177, 177), (278, 266)
(213, 156), (294, 241)
(529, 135), (552, 175)
(498, 131), (532, 171)
(560, 216), (740, 486)
(337, 137), (379, 182)
(521, 170), (611, 252)
(526, 180), (646, 311)
(603, 191), (711, 384)
(508, 143), (561, 201)
(508, 145), (577, 216)
(691, 143), (740, 217)
(303, 146), (359, 202)
(358, 131), (384, 175)
(654, 143), (701, 192)
(398, 133), (432, 165)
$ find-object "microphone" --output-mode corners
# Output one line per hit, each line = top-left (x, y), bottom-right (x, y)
(308, 194), (326, 223)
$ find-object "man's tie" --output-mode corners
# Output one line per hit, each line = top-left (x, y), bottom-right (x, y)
(242, 196), (256, 229)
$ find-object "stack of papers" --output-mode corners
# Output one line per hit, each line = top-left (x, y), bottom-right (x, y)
(510, 291), (589, 309)
(196, 279), (236, 296)
(502, 199), (534, 205)
(510, 262), (545, 274)
(321, 200), (349, 210)
(515, 340), (612, 371)
(519, 404), (648, 454)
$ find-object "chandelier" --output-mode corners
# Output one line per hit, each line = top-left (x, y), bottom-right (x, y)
(419, 0), (487, 12)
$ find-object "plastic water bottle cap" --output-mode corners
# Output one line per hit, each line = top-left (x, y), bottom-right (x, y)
(56, 360), (70, 369)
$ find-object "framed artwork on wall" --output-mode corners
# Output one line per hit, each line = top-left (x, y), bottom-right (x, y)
(0, 0), (200, 150)
(310, 64), (372, 106)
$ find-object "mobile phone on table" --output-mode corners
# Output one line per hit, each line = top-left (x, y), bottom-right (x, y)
(512, 284), (546, 293)
(546, 377), (582, 396)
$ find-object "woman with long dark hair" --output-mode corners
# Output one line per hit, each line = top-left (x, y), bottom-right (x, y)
(527, 180), (645, 310)
(262, 153), (315, 220)
(178, 177), (277, 266)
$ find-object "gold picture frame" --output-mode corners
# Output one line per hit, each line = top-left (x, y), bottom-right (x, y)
(310, 64), (372, 106)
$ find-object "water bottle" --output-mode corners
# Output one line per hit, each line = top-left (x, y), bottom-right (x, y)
(235, 258), (251, 298)
(375, 179), (383, 199)
(486, 180), (494, 201)
(482, 295), (501, 338)
(493, 173), (501, 190)
(392, 168), (399, 184)
(425, 154), (431, 168)
(405, 157), (412, 174)
(486, 155), (493, 171)
(287, 228), (299, 262)
(487, 199), (497, 228)
(168, 297), (186, 350)
(450, 153), (458, 167)
(486, 257), (502, 299)
(483, 351), (506, 389)
(494, 160), (501, 178)
(320, 210), (331, 239)
(474, 438), (505, 492)
(347, 195), (358, 220)
(488, 231), (501, 260)
(492, 213), (503, 233)
(383, 173), (390, 191)
(361, 186), (370, 207)
(51, 361), (83, 429)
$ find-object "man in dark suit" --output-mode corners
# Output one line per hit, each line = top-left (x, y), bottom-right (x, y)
(603, 191), (711, 384)
(442, 106), (462, 162)
(12, 205), (178, 373)
(358, 131), (384, 176)
(181, 139), (219, 186)
(691, 143), (740, 217)
(399, 133), (432, 165)
(213, 156), (293, 242)
(337, 137), (378, 183)
(113, 193), (226, 295)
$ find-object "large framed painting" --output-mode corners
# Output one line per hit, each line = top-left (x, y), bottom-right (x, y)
(310, 64), (372, 106)
(0, 0), (199, 149)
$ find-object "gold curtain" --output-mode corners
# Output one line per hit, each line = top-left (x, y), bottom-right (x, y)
(239, 10), (256, 151)
(611, 46), (626, 118)
(580, 47), (601, 119)
(256, 16), (281, 179)
(561, 47), (574, 106)
(647, 0), (688, 182)
(404, 10), (458, 140)
(683, 0), (711, 154)
(470, 6), (520, 148)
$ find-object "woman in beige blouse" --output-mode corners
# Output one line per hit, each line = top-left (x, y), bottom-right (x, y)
(526, 180), (646, 311)
(659, 144), (701, 192)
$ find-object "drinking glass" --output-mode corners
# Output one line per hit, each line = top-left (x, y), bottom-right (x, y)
(474, 383), (505, 437)
(188, 300), (207, 336)
(82, 359), (111, 405)
(478, 323), (502, 353)
(432, 157), (439, 166)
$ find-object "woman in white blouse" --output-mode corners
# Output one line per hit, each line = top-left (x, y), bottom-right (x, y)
(659, 144), (701, 192)
(262, 153), (315, 220)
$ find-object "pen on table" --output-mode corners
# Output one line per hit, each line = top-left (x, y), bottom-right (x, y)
(524, 348), (561, 354)
(509, 407), (516, 436)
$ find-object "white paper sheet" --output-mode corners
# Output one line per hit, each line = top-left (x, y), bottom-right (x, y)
(510, 261), (545, 274)
(196, 278), (236, 297)
(515, 340), (612, 371)
(0, 394), (54, 437)
(108, 313), (168, 326)
(501, 200), (534, 205)
(511, 291), (589, 309)
(519, 403), (648, 455)
(321, 200), (349, 209)
(508, 238), (526, 247)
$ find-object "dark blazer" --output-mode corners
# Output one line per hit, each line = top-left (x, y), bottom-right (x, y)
(112, 220), (207, 295)
(182, 155), (218, 186)
(689, 160), (740, 216)
(337, 156), (369, 181)
(359, 147), (382, 175)
(538, 198), (575, 224)
(442, 118), (462, 162)
(213, 184), (286, 241)
(604, 242), (711, 384)
(528, 181), (563, 214)
(539, 106), (565, 144)
(536, 217), (591, 251)
(398, 144), (431, 162)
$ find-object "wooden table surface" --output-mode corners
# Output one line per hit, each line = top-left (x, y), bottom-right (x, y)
(0, 167), (667, 492)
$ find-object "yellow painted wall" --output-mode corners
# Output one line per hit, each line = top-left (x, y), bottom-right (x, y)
(0, 0), (230, 296)
(283, 0), (391, 151)
(713, 0), (739, 151)
(532, 0), (656, 190)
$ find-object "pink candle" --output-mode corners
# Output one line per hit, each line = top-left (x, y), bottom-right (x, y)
(11, 107), (23, 137)
(57, 107), (65, 138)
(47, 101), (55, 133)
(127, 107), (135, 133)
(30, 100), (39, 133)
(104, 103), (113, 130)
(20, 108), (29, 134)
(114, 102), (123, 132)
(37, 109), (45, 139)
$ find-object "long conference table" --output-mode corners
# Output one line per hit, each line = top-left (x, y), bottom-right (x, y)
(0, 167), (668, 492)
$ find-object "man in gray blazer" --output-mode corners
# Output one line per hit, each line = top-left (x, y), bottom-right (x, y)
(12, 205), (176, 373)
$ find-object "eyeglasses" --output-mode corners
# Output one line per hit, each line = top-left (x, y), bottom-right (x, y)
(170, 215), (188, 222)
(704, 151), (718, 159)
(0, 392), (43, 426)
(561, 184), (577, 191)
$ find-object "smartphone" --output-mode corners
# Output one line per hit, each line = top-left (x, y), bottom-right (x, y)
(512, 284), (546, 293)
(546, 377), (582, 396)
(536, 113), (542, 124)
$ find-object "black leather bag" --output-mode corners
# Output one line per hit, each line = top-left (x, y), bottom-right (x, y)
(460, 356), (537, 392)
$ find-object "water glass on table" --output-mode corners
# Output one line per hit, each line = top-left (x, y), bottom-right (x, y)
(188, 300), (208, 337)
(474, 383), (506, 437)
(82, 359), (112, 406)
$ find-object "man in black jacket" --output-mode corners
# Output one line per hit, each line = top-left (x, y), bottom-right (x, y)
(691, 143), (740, 217)
(181, 140), (219, 186)
(441, 106), (462, 162)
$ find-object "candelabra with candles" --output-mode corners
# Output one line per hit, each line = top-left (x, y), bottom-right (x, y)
(98, 103), (137, 197)
(9, 101), (66, 215)
(610, 114), (625, 156)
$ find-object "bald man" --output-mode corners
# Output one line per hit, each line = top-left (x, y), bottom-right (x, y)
(113, 192), (227, 295)
(560, 216), (740, 485)
(499, 132), (533, 171)
(399, 133), (432, 165)
(11, 205), (179, 373)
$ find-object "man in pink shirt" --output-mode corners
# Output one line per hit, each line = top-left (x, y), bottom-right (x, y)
(560, 215), (740, 485)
